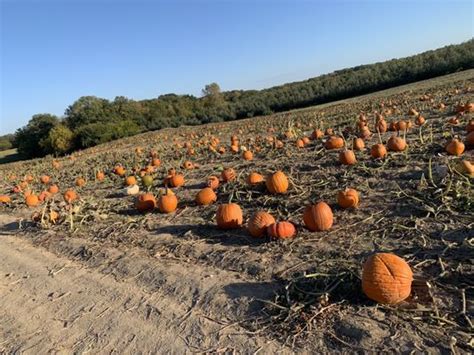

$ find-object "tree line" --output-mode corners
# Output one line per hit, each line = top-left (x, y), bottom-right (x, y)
(8, 39), (474, 159)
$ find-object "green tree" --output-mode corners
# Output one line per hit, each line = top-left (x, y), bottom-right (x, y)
(40, 124), (75, 155)
(14, 114), (59, 158)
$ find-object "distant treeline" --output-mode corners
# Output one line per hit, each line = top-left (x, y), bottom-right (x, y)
(8, 39), (474, 158)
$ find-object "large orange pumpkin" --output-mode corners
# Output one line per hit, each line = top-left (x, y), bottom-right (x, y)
(216, 203), (243, 229)
(247, 211), (275, 237)
(266, 171), (289, 194)
(362, 253), (413, 304)
(303, 202), (333, 231)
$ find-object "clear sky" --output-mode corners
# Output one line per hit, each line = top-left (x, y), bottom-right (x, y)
(1, 0), (472, 134)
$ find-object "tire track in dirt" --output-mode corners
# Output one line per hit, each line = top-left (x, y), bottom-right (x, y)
(0, 233), (287, 353)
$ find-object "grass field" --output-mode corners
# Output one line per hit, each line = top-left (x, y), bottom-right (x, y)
(0, 71), (473, 353)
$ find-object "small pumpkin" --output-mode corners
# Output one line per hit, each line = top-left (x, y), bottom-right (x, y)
(40, 175), (50, 184)
(114, 166), (126, 176)
(96, 171), (105, 181)
(247, 211), (276, 237)
(63, 189), (78, 203)
(75, 177), (86, 187)
(370, 144), (387, 159)
(216, 203), (243, 229)
(296, 139), (305, 148)
(337, 188), (359, 208)
(136, 193), (156, 212)
(196, 187), (217, 205)
(142, 175), (154, 187)
(25, 194), (40, 207)
(48, 184), (59, 194)
(387, 135), (407, 152)
(266, 171), (289, 194)
(311, 129), (324, 140)
(267, 221), (296, 239)
(125, 184), (140, 195)
(221, 168), (236, 182)
(324, 136), (344, 150)
(446, 139), (465, 156)
(158, 189), (178, 213)
(125, 176), (137, 186)
(303, 202), (333, 231)
(247, 172), (264, 186)
(353, 138), (365, 151)
(168, 173), (185, 188)
(362, 253), (413, 304)
(415, 115), (425, 126)
(339, 149), (357, 165)
(242, 150), (253, 160)
(207, 176), (220, 190)
(0, 195), (12, 203)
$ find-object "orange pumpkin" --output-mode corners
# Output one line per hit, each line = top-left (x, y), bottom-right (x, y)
(267, 221), (296, 239)
(63, 189), (78, 203)
(25, 194), (40, 207)
(216, 203), (243, 229)
(266, 171), (289, 194)
(114, 166), (126, 176)
(247, 172), (264, 186)
(415, 115), (425, 126)
(136, 193), (156, 212)
(40, 175), (50, 184)
(387, 135), (407, 152)
(446, 139), (465, 156)
(221, 168), (236, 183)
(303, 202), (333, 231)
(196, 187), (217, 206)
(324, 136), (344, 150)
(370, 144), (387, 159)
(125, 176), (137, 186)
(207, 176), (220, 190)
(339, 150), (357, 165)
(241, 150), (253, 160)
(353, 138), (365, 151)
(337, 189), (359, 208)
(75, 177), (86, 187)
(48, 184), (59, 194)
(96, 171), (105, 181)
(168, 174), (185, 188)
(0, 195), (11, 203)
(247, 211), (275, 237)
(158, 190), (178, 213)
(296, 139), (305, 148)
(311, 129), (323, 140)
(362, 253), (413, 304)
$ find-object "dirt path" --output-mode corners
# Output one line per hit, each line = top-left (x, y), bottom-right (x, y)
(0, 232), (286, 353)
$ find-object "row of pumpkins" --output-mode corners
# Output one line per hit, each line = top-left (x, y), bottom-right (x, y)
(1, 166), (413, 306)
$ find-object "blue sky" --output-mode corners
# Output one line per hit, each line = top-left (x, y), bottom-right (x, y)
(1, 0), (472, 134)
